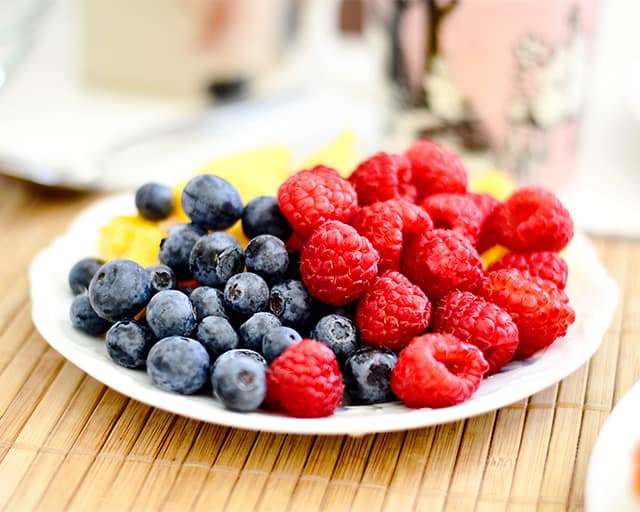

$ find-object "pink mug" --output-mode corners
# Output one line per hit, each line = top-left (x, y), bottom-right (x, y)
(367, 0), (599, 191)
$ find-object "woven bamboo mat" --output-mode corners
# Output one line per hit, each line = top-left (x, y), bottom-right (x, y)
(0, 176), (638, 512)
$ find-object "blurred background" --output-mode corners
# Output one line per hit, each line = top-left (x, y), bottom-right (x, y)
(0, 0), (639, 235)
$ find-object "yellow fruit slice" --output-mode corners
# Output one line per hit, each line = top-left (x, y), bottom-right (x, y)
(172, 146), (292, 222)
(98, 215), (167, 268)
(469, 169), (516, 200)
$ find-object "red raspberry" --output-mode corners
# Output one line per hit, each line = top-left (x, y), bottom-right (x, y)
(348, 152), (413, 205)
(481, 268), (575, 359)
(468, 192), (500, 220)
(355, 270), (432, 351)
(300, 220), (379, 306)
(384, 199), (434, 240)
(285, 231), (306, 252)
(497, 186), (574, 252)
(432, 291), (518, 374)
(350, 202), (403, 272)
(402, 229), (484, 303)
(420, 193), (483, 244)
(266, 339), (344, 417)
(487, 251), (568, 289)
(277, 166), (358, 239)
(404, 140), (467, 200)
(390, 333), (488, 408)
(475, 203), (504, 254)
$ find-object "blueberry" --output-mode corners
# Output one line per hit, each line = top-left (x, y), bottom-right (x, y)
(244, 235), (288, 284)
(190, 286), (229, 321)
(311, 314), (359, 365)
(146, 264), (177, 295)
(106, 319), (155, 369)
(159, 223), (206, 279)
(181, 174), (243, 230)
(269, 279), (314, 328)
(238, 312), (281, 353)
(70, 294), (112, 335)
(223, 272), (269, 320)
(344, 347), (398, 405)
(241, 196), (292, 241)
(146, 290), (197, 339)
(147, 336), (210, 394)
(88, 259), (152, 322)
(196, 315), (239, 359)
(135, 182), (174, 220)
(189, 232), (244, 287)
(68, 257), (105, 295)
(262, 326), (302, 363)
(211, 349), (267, 411)
(284, 249), (301, 280)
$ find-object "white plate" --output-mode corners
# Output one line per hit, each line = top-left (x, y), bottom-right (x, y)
(586, 381), (640, 511)
(29, 195), (618, 435)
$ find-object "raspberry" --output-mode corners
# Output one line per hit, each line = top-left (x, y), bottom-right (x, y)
(402, 229), (484, 303)
(475, 203), (504, 254)
(432, 291), (518, 374)
(266, 339), (344, 417)
(277, 166), (358, 239)
(404, 140), (467, 200)
(481, 268), (575, 359)
(300, 220), (379, 306)
(355, 270), (432, 351)
(385, 199), (434, 240)
(390, 333), (488, 408)
(350, 202), (403, 272)
(468, 192), (500, 220)
(420, 193), (483, 244)
(497, 186), (574, 252)
(348, 152), (413, 205)
(487, 251), (568, 289)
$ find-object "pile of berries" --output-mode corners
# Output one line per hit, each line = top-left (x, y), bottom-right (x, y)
(68, 139), (575, 418)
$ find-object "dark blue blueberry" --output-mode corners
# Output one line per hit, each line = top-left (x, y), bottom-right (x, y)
(343, 347), (398, 405)
(238, 312), (281, 353)
(146, 264), (177, 295)
(145, 289), (197, 339)
(241, 195), (292, 241)
(106, 319), (155, 369)
(262, 326), (302, 363)
(223, 272), (269, 321)
(68, 257), (105, 295)
(159, 223), (206, 279)
(284, 249), (301, 280)
(244, 235), (289, 284)
(135, 182), (174, 220)
(181, 174), (243, 230)
(196, 315), (239, 359)
(311, 314), (359, 365)
(211, 349), (267, 412)
(190, 286), (229, 321)
(189, 232), (244, 287)
(147, 336), (210, 394)
(88, 259), (152, 322)
(269, 279), (314, 329)
(70, 294), (112, 336)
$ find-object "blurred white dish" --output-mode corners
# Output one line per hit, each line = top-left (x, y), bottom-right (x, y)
(29, 194), (617, 435)
(586, 380), (640, 512)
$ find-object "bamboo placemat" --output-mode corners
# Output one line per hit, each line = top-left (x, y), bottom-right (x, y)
(0, 176), (638, 512)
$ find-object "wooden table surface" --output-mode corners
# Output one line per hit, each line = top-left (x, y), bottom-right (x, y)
(1, 175), (638, 512)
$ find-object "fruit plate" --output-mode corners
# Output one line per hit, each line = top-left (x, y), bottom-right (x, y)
(29, 194), (618, 435)
(585, 380), (640, 512)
